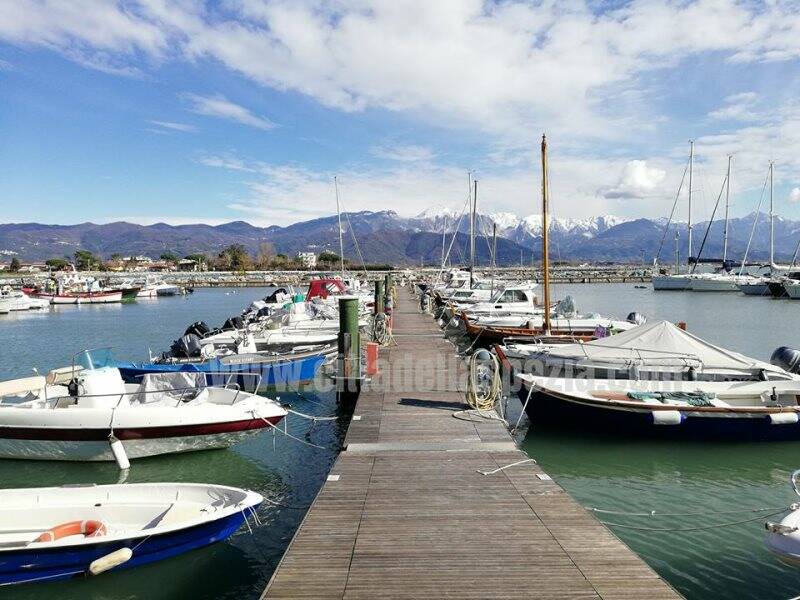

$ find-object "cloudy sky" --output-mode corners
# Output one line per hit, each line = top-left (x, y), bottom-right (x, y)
(2, 0), (800, 227)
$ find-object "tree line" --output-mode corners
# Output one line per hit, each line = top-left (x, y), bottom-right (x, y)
(4, 244), (387, 272)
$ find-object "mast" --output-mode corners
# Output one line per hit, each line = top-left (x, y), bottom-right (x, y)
(470, 179), (477, 288)
(723, 155), (731, 265)
(687, 140), (694, 271)
(491, 222), (497, 298)
(334, 176), (345, 277)
(674, 231), (680, 272)
(541, 134), (551, 334)
(770, 160), (775, 267)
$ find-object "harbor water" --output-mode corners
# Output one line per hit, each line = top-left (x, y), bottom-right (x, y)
(1, 284), (800, 598)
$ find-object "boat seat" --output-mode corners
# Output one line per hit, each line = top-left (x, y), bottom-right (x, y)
(0, 376), (47, 398)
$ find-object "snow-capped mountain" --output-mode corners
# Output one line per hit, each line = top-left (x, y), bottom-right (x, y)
(408, 208), (632, 247)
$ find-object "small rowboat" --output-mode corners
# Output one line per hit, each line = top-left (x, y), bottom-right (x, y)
(0, 483), (262, 585)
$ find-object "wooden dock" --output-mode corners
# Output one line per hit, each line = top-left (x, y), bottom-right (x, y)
(263, 291), (682, 599)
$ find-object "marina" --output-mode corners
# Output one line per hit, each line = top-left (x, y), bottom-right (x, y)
(6, 4), (800, 597)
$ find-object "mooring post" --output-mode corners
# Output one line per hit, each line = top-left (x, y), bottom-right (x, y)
(384, 273), (394, 326)
(338, 296), (361, 396)
(374, 279), (385, 315)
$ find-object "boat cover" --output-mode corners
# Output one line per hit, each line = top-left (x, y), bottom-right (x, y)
(510, 319), (783, 375)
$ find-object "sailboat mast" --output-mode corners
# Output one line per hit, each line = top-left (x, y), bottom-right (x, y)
(687, 140), (694, 271)
(723, 155), (731, 265)
(334, 176), (345, 277)
(541, 134), (551, 334)
(770, 161), (775, 266)
(491, 222), (497, 297)
(470, 180), (477, 288)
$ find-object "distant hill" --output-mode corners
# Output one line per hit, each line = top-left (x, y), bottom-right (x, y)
(1, 209), (798, 265)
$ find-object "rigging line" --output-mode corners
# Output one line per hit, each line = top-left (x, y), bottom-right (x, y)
(437, 192), (472, 281)
(690, 171), (729, 273)
(739, 166), (771, 275)
(335, 180), (369, 279)
(654, 158), (690, 265)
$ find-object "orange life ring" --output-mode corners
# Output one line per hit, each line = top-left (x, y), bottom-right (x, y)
(35, 520), (107, 543)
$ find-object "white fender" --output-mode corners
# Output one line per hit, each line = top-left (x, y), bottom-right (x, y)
(89, 548), (133, 575)
(770, 412), (799, 425)
(651, 410), (682, 425)
(109, 436), (130, 470)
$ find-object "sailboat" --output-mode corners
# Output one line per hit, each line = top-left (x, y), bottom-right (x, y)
(460, 135), (636, 344)
(690, 155), (755, 291)
(653, 141), (696, 291)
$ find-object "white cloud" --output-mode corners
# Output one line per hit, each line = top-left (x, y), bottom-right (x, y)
(709, 92), (760, 121)
(147, 120), (196, 132)
(183, 93), (275, 130)
(6, 2), (800, 141)
(370, 145), (435, 162)
(199, 150), (682, 227)
(601, 160), (667, 199)
(790, 188), (800, 203)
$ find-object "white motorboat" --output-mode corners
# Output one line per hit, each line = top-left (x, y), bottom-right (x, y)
(0, 298), (11, 315)
(0, 349), (286, 462)
(446, 284), (539, 314)
(0, 482), (263, 585)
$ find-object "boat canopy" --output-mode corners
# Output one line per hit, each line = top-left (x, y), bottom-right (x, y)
(511, 319), (784, 375)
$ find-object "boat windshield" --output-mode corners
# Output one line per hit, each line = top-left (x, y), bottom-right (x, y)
(73, 348), (115, 371)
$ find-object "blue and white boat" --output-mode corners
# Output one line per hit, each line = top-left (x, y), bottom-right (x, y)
(114, 346), (332, 391)
(0, 483), (262, 586)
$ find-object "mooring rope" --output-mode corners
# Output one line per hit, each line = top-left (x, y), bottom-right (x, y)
(599, 507), (792, 532)
(589, 504), (796, 518)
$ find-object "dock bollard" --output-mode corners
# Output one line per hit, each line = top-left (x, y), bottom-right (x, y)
(338, 297), (361, 395)
(384, 274), (394, 328)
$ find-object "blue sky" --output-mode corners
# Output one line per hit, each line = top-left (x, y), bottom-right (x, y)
(2, 1), (800, 227)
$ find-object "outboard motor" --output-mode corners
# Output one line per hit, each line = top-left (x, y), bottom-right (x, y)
(771, 346), (800, 374)
(184, 321), (211, 338)
(221, 316), (244, 331)
(169, 333), (203, 358)
(627, 312), (647, 326)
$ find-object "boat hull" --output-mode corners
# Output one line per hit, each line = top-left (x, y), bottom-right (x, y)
(652, 275), (691, 291)
(518, 381), (800, 441)
(0, 416), (283, 461)
(0, 505), (256, 585)
(739, 283), (770, 296)
(690, 278), (740, 292)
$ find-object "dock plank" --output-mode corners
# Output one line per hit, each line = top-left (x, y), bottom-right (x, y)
(263, 290), (682, 599)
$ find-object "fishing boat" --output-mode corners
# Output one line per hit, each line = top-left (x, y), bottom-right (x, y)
(0, 349), (286, 462)
(0, 482), (262, 585)
(516, 374), (800, 440)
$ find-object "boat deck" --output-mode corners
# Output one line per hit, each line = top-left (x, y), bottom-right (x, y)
(262, 290), (682, 599)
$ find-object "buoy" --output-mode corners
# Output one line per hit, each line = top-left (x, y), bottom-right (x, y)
(89, 547), (133, 575)
(109, 435), (130, 471)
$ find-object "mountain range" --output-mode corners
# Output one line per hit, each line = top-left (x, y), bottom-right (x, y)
(1, 209), (798, 266)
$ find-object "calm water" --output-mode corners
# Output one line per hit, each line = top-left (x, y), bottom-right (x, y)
(3, 285), (800, 599)
(0, 288), (350, 600)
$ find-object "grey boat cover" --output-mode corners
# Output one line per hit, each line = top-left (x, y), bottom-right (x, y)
(508, 319), (783, 376)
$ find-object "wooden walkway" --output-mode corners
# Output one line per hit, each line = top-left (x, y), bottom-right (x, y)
(263, 291), (682, 599)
